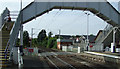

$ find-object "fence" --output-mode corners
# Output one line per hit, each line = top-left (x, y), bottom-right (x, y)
(23, 47), (38, 56)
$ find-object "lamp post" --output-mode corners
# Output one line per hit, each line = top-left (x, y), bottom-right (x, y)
(85, 12), (90, 51)
(112, 27), (118, 53)
(31, 28), (34, 47)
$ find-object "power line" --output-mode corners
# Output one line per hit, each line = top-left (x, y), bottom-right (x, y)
(45, 9), (63, 29)
(59, 12), (86, 29)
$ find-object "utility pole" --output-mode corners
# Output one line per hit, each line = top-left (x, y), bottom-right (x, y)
(59, 29), (61, 39)
(48, 30), (50, 46)
(85, 12), (90, 51)
(31, 28), (34, 47)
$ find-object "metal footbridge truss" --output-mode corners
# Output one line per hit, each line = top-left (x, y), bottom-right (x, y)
(0, 0), (120, 66)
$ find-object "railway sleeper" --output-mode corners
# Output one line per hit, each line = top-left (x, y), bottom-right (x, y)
(80, 54), (104, 63)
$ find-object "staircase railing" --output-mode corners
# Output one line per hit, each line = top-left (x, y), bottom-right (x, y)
(0, 8), (10, 29)
(95, 24), (113, 44)
(4, 39), (10, 60)
(103, 24), (113, 37)
(0, 8), (11, 60)
(0, 8), (21, 61)
(8, 11), (22, 54)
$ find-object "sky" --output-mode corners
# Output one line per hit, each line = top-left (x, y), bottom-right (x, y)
(0, 0), (120, 38)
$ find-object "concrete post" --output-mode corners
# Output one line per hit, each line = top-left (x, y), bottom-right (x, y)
(111, 43), (114, 52)
(78, 47), (80, 53)
(70, 46), (73, 51)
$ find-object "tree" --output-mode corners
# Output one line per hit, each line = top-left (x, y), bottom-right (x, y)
(23, 31), (30, 48)
(47, 37), (57, 48)
(37, 29), (47, 46)
(52, 38), (57, 49)
(48, 31), (53, 38)
(32, 38), (38, 47)
(90, 34), (94, 36)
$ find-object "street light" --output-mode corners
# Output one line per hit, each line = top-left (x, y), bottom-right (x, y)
(31, 28), (34, 47)
(85, 12), (90, 51)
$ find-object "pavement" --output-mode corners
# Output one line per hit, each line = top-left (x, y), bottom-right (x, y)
(22, 56), (49, 69)
(2, 56), (49, 69)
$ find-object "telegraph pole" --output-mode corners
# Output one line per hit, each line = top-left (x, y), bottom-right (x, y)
(31, 28), (34, 47)
(59, 29), (61, 39)
(85, 12), (90, 51)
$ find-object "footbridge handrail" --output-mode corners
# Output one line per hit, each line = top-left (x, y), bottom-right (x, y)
(4, 39), (10, 60)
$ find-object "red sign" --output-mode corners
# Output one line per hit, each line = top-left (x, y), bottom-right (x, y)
(29, 49), (33, 52)
(89, 45), (93, 48)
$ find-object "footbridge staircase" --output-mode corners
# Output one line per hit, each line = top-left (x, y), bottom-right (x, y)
(0, 8), (14, 67)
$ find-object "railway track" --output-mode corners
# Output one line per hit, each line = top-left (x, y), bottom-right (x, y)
(45, 55), (76, 69)
(38, 48), (118, 69)
(56, 53), (117, 69)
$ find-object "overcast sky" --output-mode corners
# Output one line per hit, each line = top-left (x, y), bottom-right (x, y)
(0, 0), (120, 38)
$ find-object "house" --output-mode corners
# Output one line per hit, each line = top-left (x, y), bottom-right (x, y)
(56, 34), (96, 50)
(57, 39), (73, 50)
(73, 35), (96, 50)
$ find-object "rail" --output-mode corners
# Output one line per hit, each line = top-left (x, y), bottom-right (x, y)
(4, 39), (10, 60)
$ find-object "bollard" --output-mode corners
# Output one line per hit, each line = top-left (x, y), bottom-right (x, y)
(78, 47), (81, 53)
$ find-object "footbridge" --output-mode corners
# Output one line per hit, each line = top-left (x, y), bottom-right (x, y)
(0, 0), (120, 67)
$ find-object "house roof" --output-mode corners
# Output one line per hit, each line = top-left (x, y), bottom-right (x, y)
(94, 30), (103, 41)
(55, 34), (96, 43)
(55, 35), (72, 39)
(82, 35), (96, 43)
